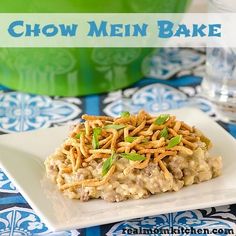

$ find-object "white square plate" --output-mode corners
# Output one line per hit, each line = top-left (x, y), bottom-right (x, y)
(0, 108), (236, 232)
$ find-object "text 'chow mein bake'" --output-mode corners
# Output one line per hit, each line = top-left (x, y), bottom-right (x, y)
(45, 111), (222, 202)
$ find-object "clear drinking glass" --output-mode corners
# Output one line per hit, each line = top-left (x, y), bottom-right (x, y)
(201, 0), (236, 123)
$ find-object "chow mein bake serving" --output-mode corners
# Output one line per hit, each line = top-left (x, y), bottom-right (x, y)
(45, 111), (222, 202)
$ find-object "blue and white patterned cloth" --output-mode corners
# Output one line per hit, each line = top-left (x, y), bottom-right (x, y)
(0, 48), (235, 236)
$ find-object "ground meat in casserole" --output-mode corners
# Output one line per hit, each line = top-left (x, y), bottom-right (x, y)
(45, 147), (222, 202)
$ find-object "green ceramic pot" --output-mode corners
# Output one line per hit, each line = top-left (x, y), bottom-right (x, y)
(0, 0), (190, 96)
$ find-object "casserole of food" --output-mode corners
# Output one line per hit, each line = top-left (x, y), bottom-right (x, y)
(45, 110), (222, 202)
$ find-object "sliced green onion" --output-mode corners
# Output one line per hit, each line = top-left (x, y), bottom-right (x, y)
(160, 127), (169, 139)
(102, 153), (116, 176)
(92, 134), (99, 149)
(75, 133), (81, 139)
(104, 124), (125, 130)
(120, 111), (130, 118)
(124, 136), (148, 143)
(125, 136), (137, 143)
(120, 153), (146, 161)
(154, 114), (170, 125)
(92, 128), (102, 149)
(93, 127), (102, 135)
(167, 135), (182, 148)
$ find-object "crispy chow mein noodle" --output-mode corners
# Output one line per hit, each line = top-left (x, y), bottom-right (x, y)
(45, 110), (222, 202)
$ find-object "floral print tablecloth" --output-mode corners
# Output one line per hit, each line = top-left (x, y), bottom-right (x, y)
(0, 48), (235, 235)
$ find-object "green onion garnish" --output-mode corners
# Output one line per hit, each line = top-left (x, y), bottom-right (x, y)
(154, 114), (170, 125)
(125, 136), (137, 143)
(104, 124), (125, 130)
(92, 128), (102, 149)
(125, 136), (148, 143)
(75, 133), (81, 139)
(120, 153), (146, 161)
(160, 127), (169, 139)
(167, 135), (182, 148)
(102, 153), (116, 176)
(120, 111), (130, 118)
(94, 127), (102, 135)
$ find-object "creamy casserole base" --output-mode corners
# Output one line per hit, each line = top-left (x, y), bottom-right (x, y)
(45, 145), (222, 202)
